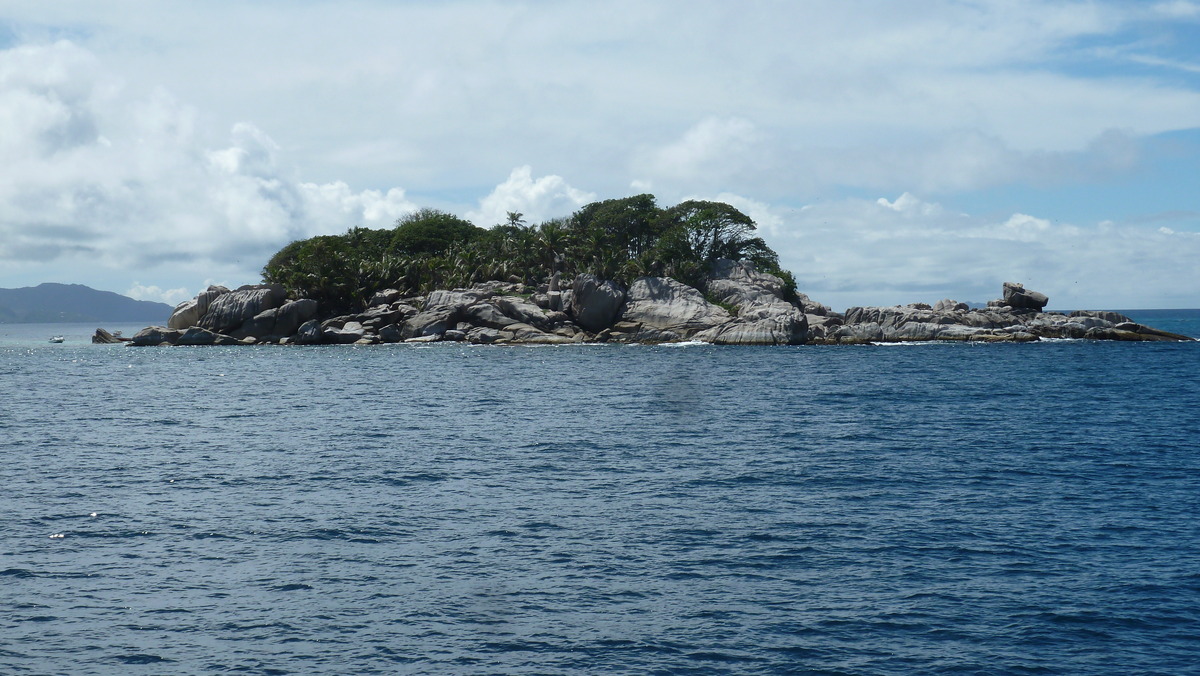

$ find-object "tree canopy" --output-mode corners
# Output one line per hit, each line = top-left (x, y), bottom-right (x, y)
(261, 195), (796, 312)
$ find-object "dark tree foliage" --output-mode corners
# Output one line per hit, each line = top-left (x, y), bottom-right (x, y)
(390, 208), (484, 256)
(261, 195), (797, 311)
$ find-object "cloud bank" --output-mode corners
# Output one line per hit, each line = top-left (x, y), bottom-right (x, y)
(0, 42), (417, 300)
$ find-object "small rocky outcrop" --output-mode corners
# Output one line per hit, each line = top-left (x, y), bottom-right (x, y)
(823, 284), (1191, 343)
(92, 328), (126, 344)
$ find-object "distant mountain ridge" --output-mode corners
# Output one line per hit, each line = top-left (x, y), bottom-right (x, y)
(0, 283), (174, 323)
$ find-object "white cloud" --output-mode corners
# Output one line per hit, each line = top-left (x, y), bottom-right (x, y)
(467, 166), (595, 227)
(633, 117), (762, 190)
(738, 193), (1200, 310)
(0, 41), (417, 289)
(125, 282), (191, 306)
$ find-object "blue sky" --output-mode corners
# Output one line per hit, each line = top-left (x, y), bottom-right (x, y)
(0, 0), (1197, 310)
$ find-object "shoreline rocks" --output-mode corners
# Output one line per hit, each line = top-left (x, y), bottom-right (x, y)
(126, 269), (1195, 347)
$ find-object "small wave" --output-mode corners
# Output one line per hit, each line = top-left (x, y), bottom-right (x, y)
(115, 654), (174, 665)
(661, 340), (712, 348)
(0, 568), (37, 578)
(191, 532), (239, 540)
(273, 583), (314, 592)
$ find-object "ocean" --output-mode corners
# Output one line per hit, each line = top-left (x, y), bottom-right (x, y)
(2, 310), (1199, 674)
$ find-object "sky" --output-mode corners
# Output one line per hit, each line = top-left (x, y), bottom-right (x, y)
(1, 0), (1198, 311)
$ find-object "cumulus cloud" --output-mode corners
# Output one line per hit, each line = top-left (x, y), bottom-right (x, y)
(632, 117), (763, 190)
(0, 41), (417, 296)
(467, 166), (595, 227)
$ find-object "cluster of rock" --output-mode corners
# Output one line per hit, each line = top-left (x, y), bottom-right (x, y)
(122, 270), (1192, 347)
(820, 283), (1188, 343)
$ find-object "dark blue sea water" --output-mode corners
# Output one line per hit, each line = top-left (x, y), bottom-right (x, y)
(2, 312), (1199, 675)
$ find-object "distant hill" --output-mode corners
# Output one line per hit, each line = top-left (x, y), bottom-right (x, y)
(0, 283), (175, 323)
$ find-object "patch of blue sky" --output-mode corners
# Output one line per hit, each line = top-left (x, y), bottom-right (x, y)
(946, 128), (1200, 230)
(1, 19), (96, 48)
(1049, 15), (1200, 84)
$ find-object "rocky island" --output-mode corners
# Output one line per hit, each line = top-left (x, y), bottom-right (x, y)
(118, 195), (1193, 346)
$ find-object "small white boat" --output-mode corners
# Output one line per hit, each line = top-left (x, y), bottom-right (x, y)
(49, 336), (65, 343)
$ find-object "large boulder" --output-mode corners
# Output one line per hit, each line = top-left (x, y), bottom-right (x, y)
(199, 284), (288, 334)
(91, 328), (123, 344)
(701, 260), (808, 345)
(424, 288), (492, 310)
(369, 289), (403, 306)
(493, 295), (552, 329)
(230, 298), (318, 340)
(1001, 282), (1049, 311)
(933, 298), (970, 313)
(706, 259), (789, 307)
(569, 274), (625, 333)
(176, 326), (219, 346)
(401, 305), (461, 339)
(504, 322), (575, 344)
(323, 321), (366, 344)
(695, 313), (808, 345)
(130, 326), (183, 346)
(620, 277), (731, 339)
(295, 319), (324, 345)
(1070, 310), (1132, 324)
(167, 285), (230, 329)
(464, 303), (520, 329)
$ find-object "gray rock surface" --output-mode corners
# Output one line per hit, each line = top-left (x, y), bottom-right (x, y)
(424, 288), (492, 310)
(231, 299), (318, 340)
(701, 260), (808, 345)
(198, 285), (288, 334)
(91, 328), (123, 344)
(1001, 282), (1049, 311)
(464, 303), (519, 329)
(176, 326), (220, 346)
(167, 285), (230, 329)
(323, 322), (366, 344)
(619, 276), (731, 340)
(402, 306), (460, 339)
(825, 283), (1195, 343)
(295, 319), (323, 345)
(569, 274), (626, 332)
(131, 326), (183, 346)
(369, 289), (403, 306)
(1070, 310), (1133, 324)
(494, 295), (552, 329)
(466, 326), (506, 344)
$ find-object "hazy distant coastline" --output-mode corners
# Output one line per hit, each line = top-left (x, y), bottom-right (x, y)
(0, 283), (173, 324)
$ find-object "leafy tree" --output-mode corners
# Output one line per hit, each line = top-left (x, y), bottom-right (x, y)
(390, 208), (484, 256)
(569, 194), (666, 261)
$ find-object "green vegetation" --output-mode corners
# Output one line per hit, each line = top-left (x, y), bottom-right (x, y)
(262, 194), (795, 313)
